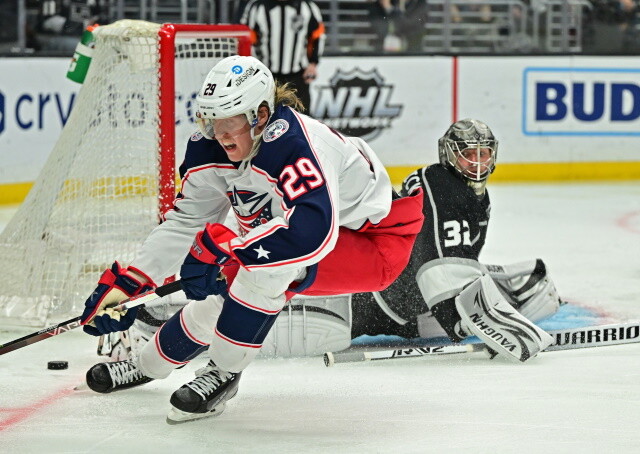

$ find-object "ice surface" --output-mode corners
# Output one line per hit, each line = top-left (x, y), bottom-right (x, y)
(1, 183), (639, 453)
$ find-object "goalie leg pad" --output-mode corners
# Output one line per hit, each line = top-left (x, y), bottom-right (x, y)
(455, 275), (553, 362)
(486, 259), (562, 323)
(260, 295), (352, 358)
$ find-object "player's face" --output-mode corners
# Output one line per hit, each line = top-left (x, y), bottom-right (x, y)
(211, 115), (253, 161)
(456, 146), (494, 180)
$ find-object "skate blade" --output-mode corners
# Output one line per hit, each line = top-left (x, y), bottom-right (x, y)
(165, 402), (226, 425)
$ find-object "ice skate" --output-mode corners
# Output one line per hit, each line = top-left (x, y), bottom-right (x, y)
(86, 359), (153, 393)
(166, 361), (241, 424)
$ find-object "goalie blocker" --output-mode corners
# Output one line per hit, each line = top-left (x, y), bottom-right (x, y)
(455, 274), (553, 362)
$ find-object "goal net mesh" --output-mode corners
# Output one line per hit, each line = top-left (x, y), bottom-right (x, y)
(0, 20), (246, 327)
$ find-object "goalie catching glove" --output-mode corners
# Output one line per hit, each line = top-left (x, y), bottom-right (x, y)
(180, 223), (237, 301)
(81, 262), (155, 336)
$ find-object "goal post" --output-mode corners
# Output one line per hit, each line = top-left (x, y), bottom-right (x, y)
(0, 20), (252, 327)
(157, 23), (252, 215)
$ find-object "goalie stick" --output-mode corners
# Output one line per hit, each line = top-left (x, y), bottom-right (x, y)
(324, 321), (640, 366)
(0, 280), (183, 356)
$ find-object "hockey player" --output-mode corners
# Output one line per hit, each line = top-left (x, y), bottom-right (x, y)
(79, 55), (424, 424)
(346, 119), (560, 360)
(257, 119), (561, 360)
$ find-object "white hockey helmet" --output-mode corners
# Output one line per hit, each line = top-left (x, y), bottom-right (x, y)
(438, 118), (498, 182)
(195, 55), (276, 139)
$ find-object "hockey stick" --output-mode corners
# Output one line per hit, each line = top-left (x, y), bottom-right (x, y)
(0, 280), (183, 356)
(324, 321), (640, 366)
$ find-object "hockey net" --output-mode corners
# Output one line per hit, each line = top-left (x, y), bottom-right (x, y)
(0, 20), (251, 327)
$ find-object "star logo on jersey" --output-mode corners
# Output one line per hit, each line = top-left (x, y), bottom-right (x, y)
(263, 119), (289, 142)
(228, 187), (274, 233)
(254, 245), (271, 259)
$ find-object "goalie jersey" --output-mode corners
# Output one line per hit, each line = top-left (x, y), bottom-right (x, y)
(351, 163), (490, 335)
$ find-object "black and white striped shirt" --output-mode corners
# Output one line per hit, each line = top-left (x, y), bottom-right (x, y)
(240, 0), (325, 75)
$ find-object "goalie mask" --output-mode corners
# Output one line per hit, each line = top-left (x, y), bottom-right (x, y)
(195, 55), (276, 140)
(438, 119), (498, 184)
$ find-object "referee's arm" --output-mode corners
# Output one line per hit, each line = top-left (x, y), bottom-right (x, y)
(306, 4), (325, 65)
(239, 0), (263, 61)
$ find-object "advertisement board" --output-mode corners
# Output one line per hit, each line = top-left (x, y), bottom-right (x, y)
(1, 55), (639, 198)
(459, 57), (640, 164)
(310, 56), (453, 166)
(0, 59), (78, 184)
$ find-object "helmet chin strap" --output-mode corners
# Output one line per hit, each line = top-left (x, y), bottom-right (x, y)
(246, 120), (267, 161)
(250, 126), (259, 141)
(249, 108), (275, 141)
(467, 178), (488, 197)
(246, 105), (275, 141)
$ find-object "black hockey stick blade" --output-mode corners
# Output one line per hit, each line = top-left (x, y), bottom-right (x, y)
(0, 280), (183, 356)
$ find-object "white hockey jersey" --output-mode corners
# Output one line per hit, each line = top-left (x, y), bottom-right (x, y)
(131, 104), (392, 284)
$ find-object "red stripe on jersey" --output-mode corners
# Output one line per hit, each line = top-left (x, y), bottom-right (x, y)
(228, 290), (281, 315)
(154, 332), (189, 365)
(180, 163), (236, 192)
(214, 327), (262, 348)
(179, 310), (210, 346)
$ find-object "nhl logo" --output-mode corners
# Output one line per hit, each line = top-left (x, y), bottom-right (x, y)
(313, 68), (402, 141)
(263, 119), (289, 142)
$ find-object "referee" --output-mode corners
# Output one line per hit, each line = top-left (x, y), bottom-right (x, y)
(240, 0), (325, 113)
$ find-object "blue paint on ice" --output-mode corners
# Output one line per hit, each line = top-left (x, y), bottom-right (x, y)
(352, 303), (604, 347)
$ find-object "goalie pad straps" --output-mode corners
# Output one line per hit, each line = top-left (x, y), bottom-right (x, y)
(455, 275), (553, 362)
(485, 259), (562, 323)
(484, 259), (547, 309)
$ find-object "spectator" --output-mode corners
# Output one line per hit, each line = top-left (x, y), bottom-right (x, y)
(448, 0), (494, 50)
(450, 0), (492, 24)
(369, 0), (428, 52)
(586, 0), (639, 52)
(621, 0), (640, 51)
(37, 0), (106, 53)
(0, 0), (41, 52)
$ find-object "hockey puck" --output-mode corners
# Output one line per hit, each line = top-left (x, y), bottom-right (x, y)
(47, 361), (69, 370)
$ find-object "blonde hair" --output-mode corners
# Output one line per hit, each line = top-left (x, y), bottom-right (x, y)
(274, 82), (305, 112)
(245, 81), (305, 161)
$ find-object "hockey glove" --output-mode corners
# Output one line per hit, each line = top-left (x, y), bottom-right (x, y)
(81, 262), (155, 336)
(180, 223), (237, 301)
